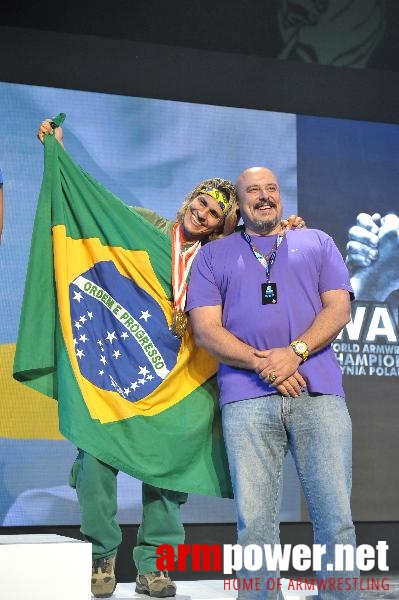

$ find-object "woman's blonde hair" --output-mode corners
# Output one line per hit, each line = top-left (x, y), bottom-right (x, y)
(176, 177), (240, 242)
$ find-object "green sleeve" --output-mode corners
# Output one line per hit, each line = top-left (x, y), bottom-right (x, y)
(129, 206), (174, 239)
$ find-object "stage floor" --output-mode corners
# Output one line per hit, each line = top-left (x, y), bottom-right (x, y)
(114, 579), (315, 599)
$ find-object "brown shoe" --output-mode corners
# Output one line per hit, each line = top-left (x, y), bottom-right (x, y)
(135, 570), (177, 597)
(91, 556), (117, 598)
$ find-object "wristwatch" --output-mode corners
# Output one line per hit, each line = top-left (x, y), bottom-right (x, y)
(290, 339), (309, 362)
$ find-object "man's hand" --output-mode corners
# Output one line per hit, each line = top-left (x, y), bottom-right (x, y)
(253, 346), (302, 386)
(37, 119), (64, 146)
(275, 371), (307, 397)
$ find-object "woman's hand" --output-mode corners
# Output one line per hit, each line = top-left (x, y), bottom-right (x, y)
(37, 119), (64, 147)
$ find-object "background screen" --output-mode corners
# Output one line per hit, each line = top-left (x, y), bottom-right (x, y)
(1, 80), (398, 526)
(0, 81), (299, 526)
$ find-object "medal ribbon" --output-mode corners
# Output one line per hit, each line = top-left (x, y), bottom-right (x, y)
(241, 230), (284, 282)
(172, 223), (201, 311)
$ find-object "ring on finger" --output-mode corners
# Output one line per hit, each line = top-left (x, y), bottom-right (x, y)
(267, 372), (277, 384)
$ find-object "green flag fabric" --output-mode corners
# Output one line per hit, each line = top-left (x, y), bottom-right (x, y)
(13, 131), (232, 498)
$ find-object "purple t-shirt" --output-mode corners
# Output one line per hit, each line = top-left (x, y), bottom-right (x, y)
(186, 228), (353, 405)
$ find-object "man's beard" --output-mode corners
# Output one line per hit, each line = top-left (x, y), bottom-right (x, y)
(251, 215), (279, 234)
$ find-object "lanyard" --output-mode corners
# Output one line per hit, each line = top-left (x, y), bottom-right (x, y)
(241, 230), (284, 283)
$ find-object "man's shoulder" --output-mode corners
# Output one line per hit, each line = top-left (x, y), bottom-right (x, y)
(286, 227), (332, 244)
(202, 231), (242, 252)
(201, 232), (242, 257)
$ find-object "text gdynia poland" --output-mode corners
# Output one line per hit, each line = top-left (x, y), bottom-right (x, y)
(156, 542), (390, 592)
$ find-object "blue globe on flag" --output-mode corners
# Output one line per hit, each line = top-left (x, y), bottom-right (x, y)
(69, 261), (181, 403)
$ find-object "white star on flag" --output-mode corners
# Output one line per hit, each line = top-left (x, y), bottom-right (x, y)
(76, 349), (85, 359)
(106, 331), (117, 343)
(73, 291), (83, 303)
(138, 366), (150, 377)
(140, 310), (151, 322)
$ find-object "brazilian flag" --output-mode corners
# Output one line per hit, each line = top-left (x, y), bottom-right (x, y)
(13, 122), (232, 498)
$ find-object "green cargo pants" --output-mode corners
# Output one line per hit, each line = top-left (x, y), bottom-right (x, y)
(69, 450), (188, 573)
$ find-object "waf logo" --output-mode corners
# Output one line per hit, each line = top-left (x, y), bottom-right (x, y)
(69, 261), (180, 402)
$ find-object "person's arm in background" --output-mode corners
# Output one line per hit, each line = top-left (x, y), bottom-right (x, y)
(346, 212), (399, 300)
(0, 168), (3, 243)
(346, 212), (380, 272)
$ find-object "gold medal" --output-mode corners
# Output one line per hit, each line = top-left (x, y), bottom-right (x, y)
(171, 223), (201, 339)
(171, 308), (188, 338)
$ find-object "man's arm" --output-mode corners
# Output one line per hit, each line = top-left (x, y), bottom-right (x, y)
(190, 305), (260, 370)
(296, 288), (351, 352)
(189, 304), (306, 397)
(254, 288), (351, 385)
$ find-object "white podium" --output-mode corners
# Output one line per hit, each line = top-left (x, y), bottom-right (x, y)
(0, 534), (92, 600)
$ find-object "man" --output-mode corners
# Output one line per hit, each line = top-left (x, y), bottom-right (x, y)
(37, 121), (305, 598)
(187, 167), (359, 599)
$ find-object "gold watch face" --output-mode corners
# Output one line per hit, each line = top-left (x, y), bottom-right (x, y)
(295, 342), (307, 354)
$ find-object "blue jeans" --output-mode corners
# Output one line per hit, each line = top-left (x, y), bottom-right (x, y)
(222, 392), (360, 600)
